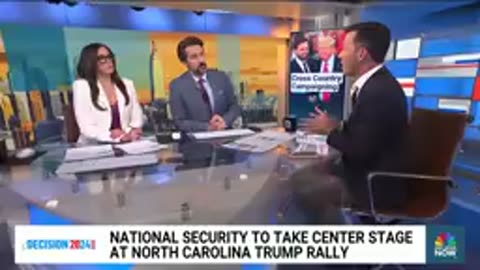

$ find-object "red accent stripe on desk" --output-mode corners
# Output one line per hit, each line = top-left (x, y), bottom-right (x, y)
(473, 77), (480, 101)
(400, 82), (415, 88)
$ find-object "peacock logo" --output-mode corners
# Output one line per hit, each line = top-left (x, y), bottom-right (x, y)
(434, 232), (457, 258)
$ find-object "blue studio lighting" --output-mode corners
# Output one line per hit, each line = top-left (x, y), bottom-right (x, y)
(126, 6), (173, 31)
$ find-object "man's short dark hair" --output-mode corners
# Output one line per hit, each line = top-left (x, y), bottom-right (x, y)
(345, 22), (391, 63)
(177, 36), (204, 62)
(292, 35), (308, 50)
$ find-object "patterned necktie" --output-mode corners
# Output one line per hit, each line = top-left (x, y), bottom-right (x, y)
(197, 78), (212, 114)
(351, 86), (359, 107)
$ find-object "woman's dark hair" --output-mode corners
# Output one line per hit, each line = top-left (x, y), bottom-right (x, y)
(76, 43), (129, 111)
(291, 34), (308, 50)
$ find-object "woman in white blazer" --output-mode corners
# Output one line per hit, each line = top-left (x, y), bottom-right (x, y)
(73, 43), (143, 144)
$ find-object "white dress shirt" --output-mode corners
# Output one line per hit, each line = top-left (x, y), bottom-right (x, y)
(351, 64), (384, 98)
(192, 73), (215, 111)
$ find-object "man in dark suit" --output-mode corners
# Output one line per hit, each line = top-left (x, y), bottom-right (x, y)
(301, 22), (408, 215)
(169, 36), (241, 132)
(289, 36), (317, 73)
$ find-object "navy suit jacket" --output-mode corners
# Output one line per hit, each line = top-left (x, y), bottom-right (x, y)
(290, 58), (318, 73)
(169, 69), (241, 132)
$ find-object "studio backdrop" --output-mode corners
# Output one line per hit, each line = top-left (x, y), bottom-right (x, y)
(0, 24), (287, 129)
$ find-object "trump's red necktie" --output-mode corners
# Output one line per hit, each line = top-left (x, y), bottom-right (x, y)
(322, 61), (329, 73)
(321, 61), (331, 102)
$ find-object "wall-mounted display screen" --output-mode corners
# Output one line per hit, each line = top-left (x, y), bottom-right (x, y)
(395, 37), (421, 60)
(288, 29), (346, 120)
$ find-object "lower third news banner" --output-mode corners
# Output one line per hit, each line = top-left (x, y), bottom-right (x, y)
(14, 225), (462, 265)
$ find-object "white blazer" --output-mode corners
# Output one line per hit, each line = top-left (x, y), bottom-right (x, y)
(72, 78), (143, 144)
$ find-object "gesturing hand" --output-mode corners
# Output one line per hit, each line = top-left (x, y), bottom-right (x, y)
(305, 107), (338, 134)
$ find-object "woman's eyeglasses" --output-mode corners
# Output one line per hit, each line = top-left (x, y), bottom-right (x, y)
(97, 54), (115, 64)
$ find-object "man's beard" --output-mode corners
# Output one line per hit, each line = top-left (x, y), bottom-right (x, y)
(297, 54), (308, 61)
(193, 62), (207, 75)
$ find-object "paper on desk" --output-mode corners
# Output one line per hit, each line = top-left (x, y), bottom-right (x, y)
(114, 139), (168, 155)
(64, 145), (114, 161)
(56, 153), (159, 175)
(190, 129), (255, 140)
(295, 132), (327, 145)
(223, 130), (294, 153)
(293, 132), (329, 156)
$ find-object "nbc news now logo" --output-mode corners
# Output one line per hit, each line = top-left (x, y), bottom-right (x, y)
(434, 232), (457, 258)
(23, 239), (96, 250)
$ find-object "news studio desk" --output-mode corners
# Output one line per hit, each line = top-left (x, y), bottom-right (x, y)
(4, 137), (341, 224)
(3, 137), (340, 269)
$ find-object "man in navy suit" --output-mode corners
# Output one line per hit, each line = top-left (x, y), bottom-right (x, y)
(169, 36), (241, 132)
(289, 36), (317, 73)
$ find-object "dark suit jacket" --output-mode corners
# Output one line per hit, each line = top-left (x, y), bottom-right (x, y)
(169, 69), (241, 132)
(327, 67), (408, 208)
(315, 56), (342, 73)
(290, 58), (318, 73)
